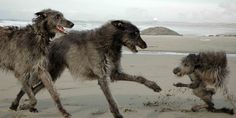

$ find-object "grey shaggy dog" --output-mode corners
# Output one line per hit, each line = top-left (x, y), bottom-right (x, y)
(13, 20), (162, 118)
(173, 51), (235, 114)
(0, 9), (74, 117)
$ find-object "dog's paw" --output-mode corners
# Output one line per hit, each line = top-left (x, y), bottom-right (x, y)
(229, 109), (234, 115)
(9, 103), (19, 111)
(114, 113), (123, 118)
(173, 83), (185, 87)
(63, 113), (71, 118)
(147, 81), (162, 92)
(191, 106), (200, 112)
(220, 108), (234, 115)
(19, 104), (27, 110)
(59, 107), (71, 118)
(19, 104), (32, 111)
(19, 104), (38, 113)
(29, 107), (38, 113)
(136, 76), (162, 92)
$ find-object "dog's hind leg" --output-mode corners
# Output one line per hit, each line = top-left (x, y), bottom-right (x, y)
(191, 88), (225, 113)
(32, 82), (46, 94)
(110, 71), (161, 92)
(10, 88), (27, 111)
(191, 87), (213, 111)
(10, 71), (45, 111)
(201, 91), (234, 115)
(201, 95), (234, 114)
(98, 77), (123, 118)
(18, 74), (38, 112)
(10, 82), (45, 111)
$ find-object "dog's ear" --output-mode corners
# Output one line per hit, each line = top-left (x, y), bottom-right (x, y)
(35, 11), (47, 18)
(187, 53), (199, 64)
(188, 54), (197, 59)
(111, 20), (126, 30)
(194, 54), (201, 68)
(189, 53), (200, 62)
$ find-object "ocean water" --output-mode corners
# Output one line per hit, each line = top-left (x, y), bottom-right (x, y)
(123, 51), (236, 58)
(1, 20), (236, 36)
(135, 21), (236, 36)
(1, 20), (236, 57)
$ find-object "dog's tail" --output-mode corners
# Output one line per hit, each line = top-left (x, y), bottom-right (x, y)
(222, 84), (236, 110)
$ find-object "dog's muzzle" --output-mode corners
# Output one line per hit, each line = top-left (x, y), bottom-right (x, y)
(67, 21), (74, 28)
(137, 39), (147, 49)
(173, 67), (180, 74)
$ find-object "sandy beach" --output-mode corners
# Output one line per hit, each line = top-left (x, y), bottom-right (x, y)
(0, 35), (236, 118)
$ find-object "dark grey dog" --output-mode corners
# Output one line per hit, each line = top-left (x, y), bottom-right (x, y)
(173, 51), (234, 114)
(0, 9), (74, 117)
(13, 20), (162, 118)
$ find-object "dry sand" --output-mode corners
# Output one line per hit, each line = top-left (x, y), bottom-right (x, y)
(0, 35), (236, 118)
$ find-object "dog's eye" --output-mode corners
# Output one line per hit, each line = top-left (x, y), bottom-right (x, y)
(130, 32), (139, 38)
(55, 14), (61, 19)
(184, 63), (189, 67)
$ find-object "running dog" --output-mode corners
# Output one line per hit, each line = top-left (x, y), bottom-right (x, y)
(13, 20), (162, 118)
(0, 9), (74, 117)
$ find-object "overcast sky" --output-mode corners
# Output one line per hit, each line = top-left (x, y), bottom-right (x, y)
(0, 0), (235, 23)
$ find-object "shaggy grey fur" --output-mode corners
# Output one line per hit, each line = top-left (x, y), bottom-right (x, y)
(13, 20), (162, 118)
(0, 9), (74, 117)
(173, 51), (234, 114)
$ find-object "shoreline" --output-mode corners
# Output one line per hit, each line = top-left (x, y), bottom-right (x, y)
(123, 50), (236, 57)
(1, 20), (236, 36)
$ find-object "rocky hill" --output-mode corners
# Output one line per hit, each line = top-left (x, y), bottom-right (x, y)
(141, 26), (181, 36)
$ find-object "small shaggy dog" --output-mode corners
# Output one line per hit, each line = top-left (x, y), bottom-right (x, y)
(0, 9), (74, 117)
(13, 20), (162, 118)
(173, 51), (235, 114)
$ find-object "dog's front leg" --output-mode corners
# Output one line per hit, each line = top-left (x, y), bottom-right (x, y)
(98, 77), (123, 118)
(174, 79), (201, 89)
(110, 71), (161, 92)
(173, 82), (190, 88)
(37, 65), (71, 118)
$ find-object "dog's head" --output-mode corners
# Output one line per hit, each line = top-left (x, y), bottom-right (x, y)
(173, 54), (200, 77)
(34, 9), (74, 34)
(111, 20), (147, 53)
